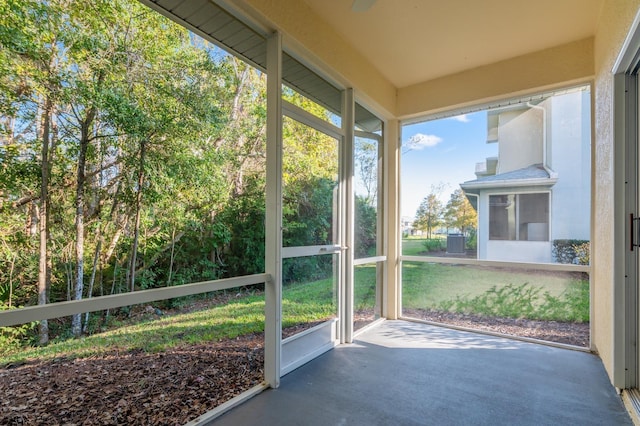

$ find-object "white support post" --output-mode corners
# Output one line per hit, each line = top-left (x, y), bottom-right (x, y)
(376, 126), (384, 319)
(342, 89), (355, 343)
(265, 32), (283, 388)
(384, 119), (400, 319)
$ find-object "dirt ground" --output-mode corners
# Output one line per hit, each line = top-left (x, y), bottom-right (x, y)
(0, 314), (588, 425)
(403, 309), (589, 347)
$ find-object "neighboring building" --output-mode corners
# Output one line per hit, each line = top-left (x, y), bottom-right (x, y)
(460, 89), (591, 263)
(401, 216), (415, 236)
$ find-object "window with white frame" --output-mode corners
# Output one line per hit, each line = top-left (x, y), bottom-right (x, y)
(489, 193), (549, 241)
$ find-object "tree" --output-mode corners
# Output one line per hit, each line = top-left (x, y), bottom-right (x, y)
(414, 192), (444, 239)
(0, 0), (342, 345)
(414, 183), (449, 239)
(355, 138), (378, 206)
(0, 0), (72, 344)
(444, 189), (477, 235)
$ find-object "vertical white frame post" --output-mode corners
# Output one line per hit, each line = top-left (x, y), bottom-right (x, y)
(265, 32), (283, 388)
(342, 89), (355, 343)
(384, 120), (401, 319)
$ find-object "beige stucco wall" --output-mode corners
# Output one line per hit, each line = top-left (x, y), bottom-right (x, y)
(396, 38), (594, 120)
(593, 0), (640, 384)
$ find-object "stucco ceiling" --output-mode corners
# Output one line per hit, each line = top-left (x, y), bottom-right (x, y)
(302, 0), (604, 88)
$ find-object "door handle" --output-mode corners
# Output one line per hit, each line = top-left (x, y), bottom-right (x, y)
(631, 213), (640, 251)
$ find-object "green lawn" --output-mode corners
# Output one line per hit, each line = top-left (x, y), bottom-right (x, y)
(402, 236), (445, 255)
(282, 263), (380, 325)
(283, 278), (336, 326)
(402, 261), (589, 322)
(0, 294), (266, 365)
(400, 238), (589, 322)
(354, 264), (378, 312)
(402, 262), (576, 306)
(2, 268), (382, 365)
(1, 254), (587, 365)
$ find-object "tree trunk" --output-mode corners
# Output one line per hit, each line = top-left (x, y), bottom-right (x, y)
(167, 225), (177, 286)
(72, 107), (97, 336)
(65, 260), (72, 302)
(37, 97), (53, 345)
(106, 257), (119, 321)
(83, 235), (101, 333)
(129, 140), (146, 292)
(7, 252), (15, 308)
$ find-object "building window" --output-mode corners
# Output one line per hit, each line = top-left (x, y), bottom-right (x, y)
(489, 193), (549, 241)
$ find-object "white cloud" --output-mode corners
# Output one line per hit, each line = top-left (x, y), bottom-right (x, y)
(406, 133), (442, 150)
(449, 114), (470, 123)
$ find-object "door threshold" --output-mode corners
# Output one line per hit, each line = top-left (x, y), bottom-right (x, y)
(622, 388), (640, 425)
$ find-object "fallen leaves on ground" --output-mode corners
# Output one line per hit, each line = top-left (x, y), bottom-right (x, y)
(0, 314), (589, 425)
(0, 334), (264, 426)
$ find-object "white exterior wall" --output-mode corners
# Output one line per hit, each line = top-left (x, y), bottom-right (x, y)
(496, 109), (543, 173)
(477, 190), (553, 263)
(487, 241), (552, 262)
(476, 92), (589, 263)
(548, 90), (591, 241)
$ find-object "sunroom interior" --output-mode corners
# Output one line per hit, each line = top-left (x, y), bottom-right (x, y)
(5, 0), (640, 423)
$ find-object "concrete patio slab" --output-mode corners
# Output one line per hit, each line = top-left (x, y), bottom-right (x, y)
(212, 320), (632, 425)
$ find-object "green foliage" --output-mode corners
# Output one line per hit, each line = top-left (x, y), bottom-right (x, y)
(444, 189), (477, 234)
(441, 283), (541, 319)
(402, 260), (590, 323)
(414, 193), (443, 239)
(0, 0), (360, 348)
(218, 178), (266, 277)
(0, 287), (36, 354)
(354, 263), (378, 315)
(553, 240), (590, 265)
(465, 228), (477, 250)
(283, 278), (336, 326)
(402, 238), (429, 255)
(421, 238), (444, 253)
(354, 195), (377, 258)
(283, 176), (335, 246)
(282, 177), (336, 284)
(354, 138), (378, 205)
(0, 275), (337, 365)
(438, 281), (589, 323)
(0, 321), (36, 355)
(283, 256), (334, 286)
(0, 0), (271, 322)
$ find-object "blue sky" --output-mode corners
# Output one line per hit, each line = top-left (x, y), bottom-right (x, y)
(400, 111), (497, 219)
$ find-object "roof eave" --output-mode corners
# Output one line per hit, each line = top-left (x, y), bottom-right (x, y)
(460, 177), (558, 191)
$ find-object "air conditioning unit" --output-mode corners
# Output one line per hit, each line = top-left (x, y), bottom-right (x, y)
(446, 234), (465, 254)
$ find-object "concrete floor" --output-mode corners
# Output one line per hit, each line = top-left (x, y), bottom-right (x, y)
(213, 320), (632, 425)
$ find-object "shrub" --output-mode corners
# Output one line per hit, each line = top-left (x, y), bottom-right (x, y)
(442, 283), (540, 319)
(0, 287), (36, 354)
(438, 281), (589, 323)
(552, 239), (590, 265)
(421, 238), (444, 253)
(354, 195), (377, 258)
(465, 229), (477, 250)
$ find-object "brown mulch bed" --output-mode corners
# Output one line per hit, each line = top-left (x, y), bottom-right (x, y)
(403, 308), (590, 347)
(0, 334), (265, 426)
(0, 313), (589, 425)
